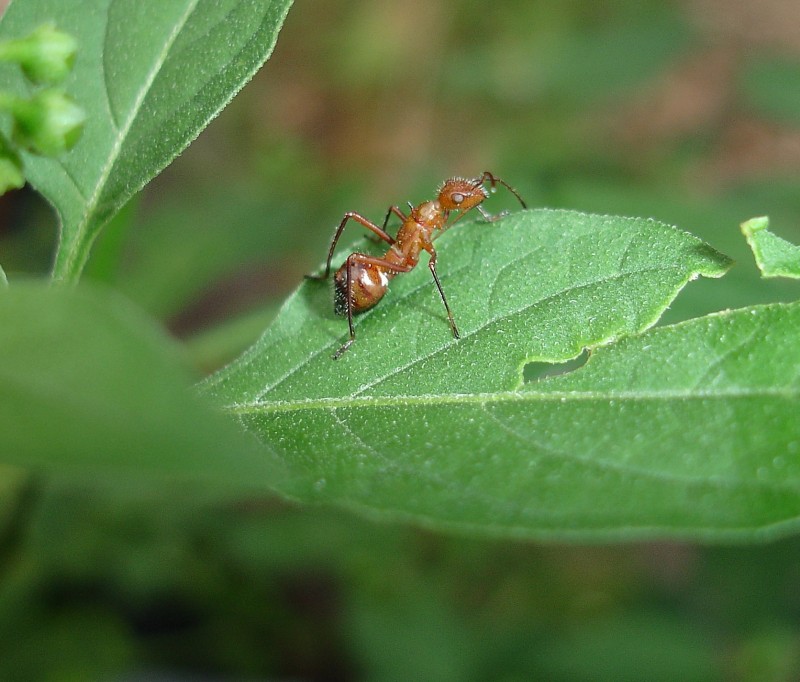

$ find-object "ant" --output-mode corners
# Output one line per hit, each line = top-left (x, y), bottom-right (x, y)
(307, 171), (526, 359)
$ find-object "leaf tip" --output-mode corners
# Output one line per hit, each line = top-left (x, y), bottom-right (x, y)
(695, 246), (734, 280)
(740, 215), (770, 238)
(740, 215), (800, 280)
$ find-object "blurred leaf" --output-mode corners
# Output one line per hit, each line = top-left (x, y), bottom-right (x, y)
(199, 209), (771, 540)
(530, 615), (718, 682)
(82, 196), (138, 284)
(116, 184), (302, 318)
(443, 4), (690, 104)
(348, 586), (475, 682)
(731, 628), (800, 682)
(185, 303), (279, 374)
(0, 262), (6, 285)
(539, 6), (690, 103)
(0, 0), (295, 283)
(0, 281), (286, 488)
(741, 216), (800, 280)
(741, 57), (800, 124)
(0, 607), (132, 681)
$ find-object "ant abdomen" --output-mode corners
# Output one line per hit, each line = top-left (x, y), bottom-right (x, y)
(334, 260), (390, 316)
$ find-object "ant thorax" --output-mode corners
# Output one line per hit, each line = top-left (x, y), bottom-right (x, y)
(413, 200), (444, 229)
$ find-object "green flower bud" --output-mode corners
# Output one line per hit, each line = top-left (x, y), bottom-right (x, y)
(11, 89), (85, 156)
(0, 155), (25, 191)
(0, 132), (24, 194)
(0, 24), (77, 85)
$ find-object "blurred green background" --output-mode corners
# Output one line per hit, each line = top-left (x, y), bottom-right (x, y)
(2, 0), (800, 679)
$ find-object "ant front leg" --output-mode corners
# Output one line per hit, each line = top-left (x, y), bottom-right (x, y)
(477, 205), (509, 223)
(307, 212), (396, 281)
(427, 249), (460, 340)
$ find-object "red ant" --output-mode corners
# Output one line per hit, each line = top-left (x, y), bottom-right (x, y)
(308, 171), (526, 359)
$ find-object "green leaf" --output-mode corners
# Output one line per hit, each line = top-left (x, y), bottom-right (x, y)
(0, 263), (6, 285)
(201, 209), (757, 540)
(520, 302), (800, 540)
(0, 281), (287, 488)
(0, 0), (294, 283)
(741, 216), (800, 279)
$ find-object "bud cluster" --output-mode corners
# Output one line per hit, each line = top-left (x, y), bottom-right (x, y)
(0, 24), (84, 193)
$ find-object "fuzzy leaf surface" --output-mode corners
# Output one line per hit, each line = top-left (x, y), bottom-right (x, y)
(0, 0), (294, 282)
(196, 209), (792, 541)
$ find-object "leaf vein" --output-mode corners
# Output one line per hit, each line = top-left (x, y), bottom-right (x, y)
(50, 158), (89, 204)
(102, 2), (120, 132)
(61, 0), (201, 277)
(690, 319), (764, 391)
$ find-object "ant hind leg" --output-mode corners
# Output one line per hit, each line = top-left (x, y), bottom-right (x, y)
(307, 212), (397, 280)
(428, 253), (460, 339)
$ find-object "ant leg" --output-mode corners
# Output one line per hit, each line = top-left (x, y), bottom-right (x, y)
(381, 205), (408, 230)
(441, 201), (499, 231)
(427, 252), (460, 339)
(345, 254), (412, 273)
(333, 256), (357, 360)
(365, 205), (408, 245)
(307, 212), (396, 281)
(477, 205), (509, 223)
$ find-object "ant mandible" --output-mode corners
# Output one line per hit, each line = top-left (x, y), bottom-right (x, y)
(307, 171), (526, 359)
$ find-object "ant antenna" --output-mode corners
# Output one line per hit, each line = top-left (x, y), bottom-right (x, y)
(478, 171), (527, 209)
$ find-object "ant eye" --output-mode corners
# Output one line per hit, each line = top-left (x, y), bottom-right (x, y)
(451, 192), (464, 204)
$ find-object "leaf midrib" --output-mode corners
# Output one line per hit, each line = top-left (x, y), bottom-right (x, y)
(228, 385), (799, 415)
(231, 387), (800, 521)
(56, 0), (200, 279)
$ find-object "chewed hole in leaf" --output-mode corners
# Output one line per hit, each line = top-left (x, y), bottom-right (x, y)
(524, 349), (590, 382)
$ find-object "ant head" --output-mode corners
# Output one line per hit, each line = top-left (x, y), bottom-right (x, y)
(436, 177), (489, 212)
